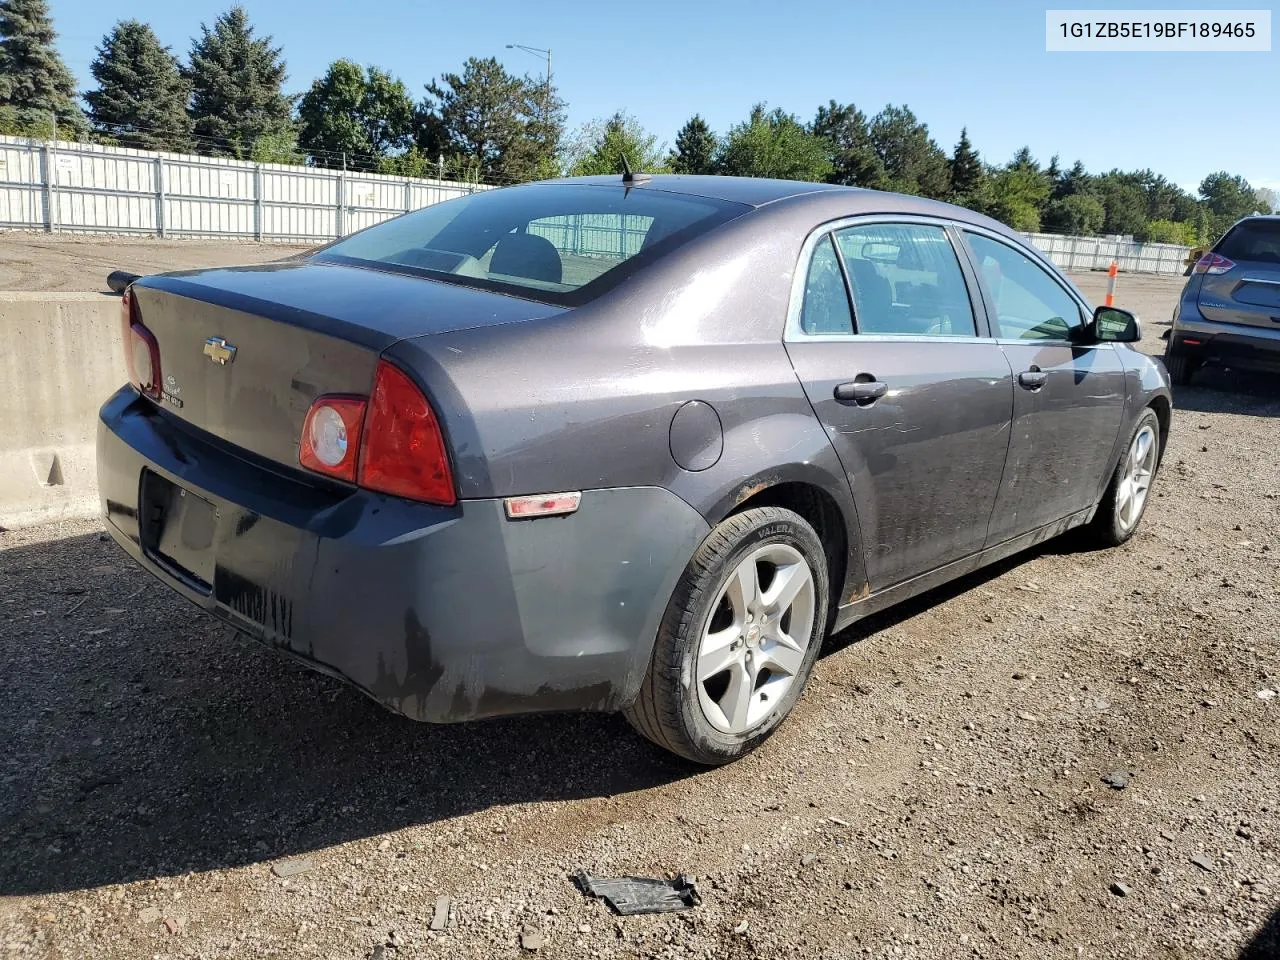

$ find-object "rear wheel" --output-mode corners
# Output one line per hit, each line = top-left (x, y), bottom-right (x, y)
(1164, 351), (1198, 386)
(1088, 408), (1161, 547)
(625, 507), (829, 765)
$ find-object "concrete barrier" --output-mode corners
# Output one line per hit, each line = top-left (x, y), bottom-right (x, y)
(1, 292), (124, 528)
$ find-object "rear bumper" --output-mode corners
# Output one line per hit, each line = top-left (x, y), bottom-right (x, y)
(1171, 311), (1280, 371)
(97, 386), (709, 722)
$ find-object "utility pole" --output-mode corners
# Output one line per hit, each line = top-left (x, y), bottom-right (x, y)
(506, 43), (552, 99)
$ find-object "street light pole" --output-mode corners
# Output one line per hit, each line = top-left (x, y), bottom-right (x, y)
(506, 43), (552, 98)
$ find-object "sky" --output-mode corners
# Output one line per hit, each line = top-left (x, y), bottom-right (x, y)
(45, 0), (1279, 193)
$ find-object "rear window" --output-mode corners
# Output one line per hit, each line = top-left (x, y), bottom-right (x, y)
(1216, 219), (1280, 264)
(315, 183), (749, 305)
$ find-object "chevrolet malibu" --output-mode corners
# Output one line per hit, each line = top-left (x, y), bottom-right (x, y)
(98, 175), (1171, 765)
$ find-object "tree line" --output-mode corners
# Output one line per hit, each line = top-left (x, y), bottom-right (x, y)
(0, 0), (1272, 243)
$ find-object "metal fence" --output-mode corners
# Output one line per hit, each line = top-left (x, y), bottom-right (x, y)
(1022, 232), (1192, 275)
(0, 134), (491, 242)
(1, 134), (1196, 274)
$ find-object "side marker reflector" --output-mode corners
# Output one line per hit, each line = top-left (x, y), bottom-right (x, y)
(504, 492), (582, 520)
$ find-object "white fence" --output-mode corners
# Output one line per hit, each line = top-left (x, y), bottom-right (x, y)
(0, 135), (490, 242)
(0, 134), (1196, 274)
(1022, 232), (1191, 276)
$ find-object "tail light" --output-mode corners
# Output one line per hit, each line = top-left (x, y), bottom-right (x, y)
(300, 397), (366, 482)
(120, 289), (162, 400)
(298, 360), (456, 505)
(1193, 253), (1235, 275)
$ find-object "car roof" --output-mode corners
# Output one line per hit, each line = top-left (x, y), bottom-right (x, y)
(542, 174), (1015, 234)
(545, 174), (847, 207)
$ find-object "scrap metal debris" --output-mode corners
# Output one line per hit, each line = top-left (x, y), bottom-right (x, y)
(575, 872), (701, 916)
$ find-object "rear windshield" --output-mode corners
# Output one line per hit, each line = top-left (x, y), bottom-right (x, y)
(315, 183), (750, 305)
(1216, 219), (1280, 264)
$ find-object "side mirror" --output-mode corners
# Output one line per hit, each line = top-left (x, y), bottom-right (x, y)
(1089, 305), (1141, 344)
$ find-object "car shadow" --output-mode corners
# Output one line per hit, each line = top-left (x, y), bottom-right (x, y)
(1174, 366), (1280, 417)
(0, 531), (695, 896)
(1240, 904), (1280, 959)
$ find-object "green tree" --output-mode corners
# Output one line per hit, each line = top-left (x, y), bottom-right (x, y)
(985, 148), (1052, 232)
(1256, 187), (1276, 215)
(422, 56), (563, 183)
(250, 127), (301, 164)
(668, 114), (718, 174)
(1094, 171), (1149, 237)
(1052, 159), (1092, 200)
(716, 103), (831, 182)
(1140, 218), (1196, 245)
(810, 100), (885, 188)
(187, 6), (293, 157)
(1044, 154), (1061, 184)
(566, 111), (666, 176)
(867, 105), (949, 198)
(84, 21), (191, 152)
(298, 59), (415, 167)
(1042, 193), (1105, 235)
(947, 127), (984, 207)
(1199, 171), (1258, 218)
(0, 0), (86, 136)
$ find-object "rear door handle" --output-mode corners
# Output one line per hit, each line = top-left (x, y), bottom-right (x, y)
(834, 379), (888, 405)
(1017, 368), (1047, 390)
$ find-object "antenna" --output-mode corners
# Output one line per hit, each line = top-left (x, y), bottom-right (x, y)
(620, 154), (651, 185)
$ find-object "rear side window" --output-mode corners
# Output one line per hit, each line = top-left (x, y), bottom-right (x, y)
(1216, 219), (1280, 264)
(965, 233), (1082, 340)
(800, 235), (854, 335)
(833, 224), (977, 336)
(317, 184), (749, 305)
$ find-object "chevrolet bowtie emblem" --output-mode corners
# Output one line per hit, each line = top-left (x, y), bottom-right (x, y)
(203, 336), (237, 365)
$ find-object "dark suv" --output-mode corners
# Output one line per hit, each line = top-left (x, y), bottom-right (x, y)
(1167, 216), (1280, 384)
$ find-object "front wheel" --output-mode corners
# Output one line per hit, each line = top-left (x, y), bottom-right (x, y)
(624, 506), (829, 765)
(1088, 408), (1161, 547)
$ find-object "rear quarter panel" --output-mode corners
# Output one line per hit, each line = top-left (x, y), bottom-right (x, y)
(386, 201), (870, 600)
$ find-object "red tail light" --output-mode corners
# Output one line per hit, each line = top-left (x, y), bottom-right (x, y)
(359, 361), (456, 505)
(298, 360), (456, 505)
(120, 290), (162, 400)
(1193, 253), (1235, 275)
(300, 397), (366, 482)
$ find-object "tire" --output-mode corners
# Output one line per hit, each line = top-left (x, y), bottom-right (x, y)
(1087, 408), (1161, 547)
(1164, 351), (1197, 386)
(624, 506), (830, 765)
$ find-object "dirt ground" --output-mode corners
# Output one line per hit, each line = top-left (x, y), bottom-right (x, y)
(0, 234), (312, 292)
(0, 244), (1277, 960)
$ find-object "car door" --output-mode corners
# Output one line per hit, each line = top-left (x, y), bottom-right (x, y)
(958, 229), (1128, 545)
(784, 218), (1015, 591)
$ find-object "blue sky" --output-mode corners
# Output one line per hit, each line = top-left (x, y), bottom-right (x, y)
(47, 0), (1278, 192)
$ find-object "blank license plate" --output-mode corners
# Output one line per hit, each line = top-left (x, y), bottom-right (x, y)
(139, 471), (217, 591)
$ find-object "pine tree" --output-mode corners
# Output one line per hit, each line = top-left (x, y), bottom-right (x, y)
(187, 6), (293, 157)
(948, 128), (983, 205)
(422, 57), (563, 183)
(0, 0), (87, 136)
(85, 21), (192, 152)
(668, 115), (717, 174)
(810, 101), (884, 188)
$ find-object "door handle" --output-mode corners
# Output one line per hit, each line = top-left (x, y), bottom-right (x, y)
(834, 379), (888, 405)
(1017, 368), (1047, 390)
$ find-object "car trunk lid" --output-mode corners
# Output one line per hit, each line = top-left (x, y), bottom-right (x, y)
(129, 260), (560, 471)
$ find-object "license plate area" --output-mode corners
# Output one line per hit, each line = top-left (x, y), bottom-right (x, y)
(139, 470), (217, 593)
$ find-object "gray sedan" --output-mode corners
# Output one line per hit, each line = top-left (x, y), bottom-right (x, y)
(98, 174), (1171, 764)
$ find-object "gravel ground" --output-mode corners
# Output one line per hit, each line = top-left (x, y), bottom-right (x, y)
(1, 263), (1277, 959)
